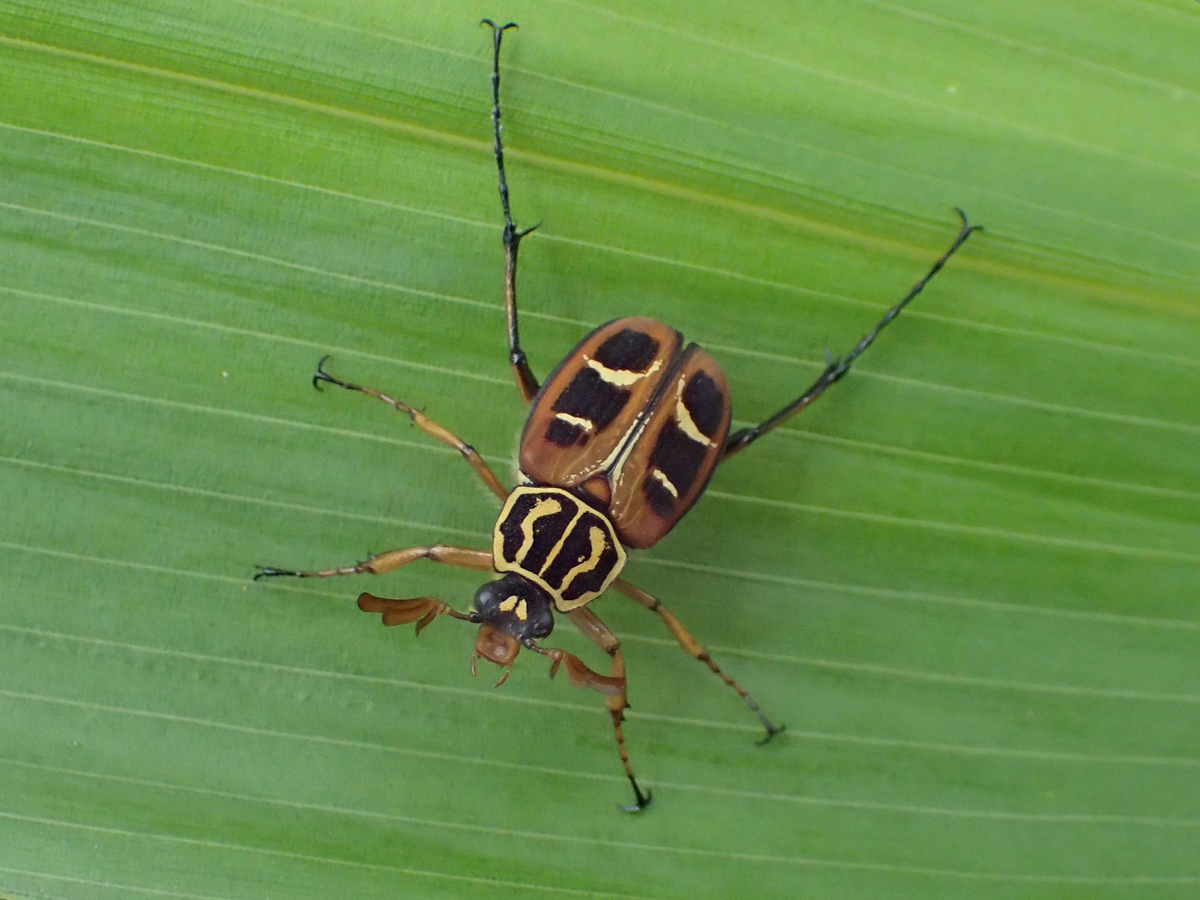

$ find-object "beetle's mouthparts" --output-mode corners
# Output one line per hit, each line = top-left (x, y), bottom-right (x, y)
(471, 623), (520, 687)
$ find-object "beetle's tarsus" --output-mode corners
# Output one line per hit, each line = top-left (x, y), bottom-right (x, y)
(756, 722), (787, 746)
(953, 207), (983, 239)
(953, 207), (975, 231)
(312, 355), (359, 393)
(312, 355), (335, 391)
(620, 779), (653, 814)
(253, 566), (299, 580)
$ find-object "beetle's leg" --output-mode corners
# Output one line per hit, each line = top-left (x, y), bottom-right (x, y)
(539, 607), (652, 813)
(724, 210), (981, 458)
(614, 578), (785, 743)
(483, 19), (540, 403)
(356, 592), (479, 634)
(254, 544), (493, 580)
(310, 356), (509, 501)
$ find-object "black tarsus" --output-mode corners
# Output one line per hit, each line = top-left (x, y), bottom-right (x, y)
(311, 354), (364, 394)
(253, 566), (299, 580)
(724, 209), (982, 458)
(621, 777), (653, 814)
(756, 722), (787, 746)
(311, 354), (344, 391)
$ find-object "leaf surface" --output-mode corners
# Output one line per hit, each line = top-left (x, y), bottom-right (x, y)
(1, 1), (1197, 898)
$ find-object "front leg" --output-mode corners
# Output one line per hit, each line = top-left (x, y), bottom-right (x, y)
(356, 592), (479, 633)
(254, 544), (494, 580)
(559, 606), (652, 813)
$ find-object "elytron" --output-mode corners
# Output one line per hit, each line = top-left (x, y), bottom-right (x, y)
(256, 20), (980, 811)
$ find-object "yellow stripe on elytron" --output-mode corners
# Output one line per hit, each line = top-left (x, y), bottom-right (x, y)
(515, 496), (563, 565)
(558, 526), (609, 594)
(651, 468), (679, 498)
(553, 412), (594, 432)
(586, 356), (662, 387)
(674, 378), (716, 446)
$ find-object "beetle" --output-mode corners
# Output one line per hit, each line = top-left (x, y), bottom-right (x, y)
(255, 20), (980, 812)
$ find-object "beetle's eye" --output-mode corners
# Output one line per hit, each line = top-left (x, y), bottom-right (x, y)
(471, 580), (503, 616)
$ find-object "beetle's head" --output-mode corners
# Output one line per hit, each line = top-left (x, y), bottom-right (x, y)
(356, 573), (624, 700)
(469, 574), (555, 683)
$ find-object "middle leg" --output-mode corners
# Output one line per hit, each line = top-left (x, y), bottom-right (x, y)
(613, 578), (784, 743)
(311, 356), (509, 501)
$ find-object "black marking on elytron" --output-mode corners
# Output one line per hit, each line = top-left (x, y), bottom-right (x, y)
(643, 417), (709, 517)
(681, 370), (724, 438)
(545, 417), (586, 447)
(641, 475), (676, 518)
(547, 368), (630, 447)
(593, 328), (660, 371)
(493, 486), (627, 610)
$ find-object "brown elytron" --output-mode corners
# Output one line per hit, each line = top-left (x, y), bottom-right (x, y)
(254, 21), (981, 812)
(521, 318), (731, 549)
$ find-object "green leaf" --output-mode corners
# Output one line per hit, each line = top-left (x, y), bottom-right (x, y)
(2, 1), (1197, 898)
